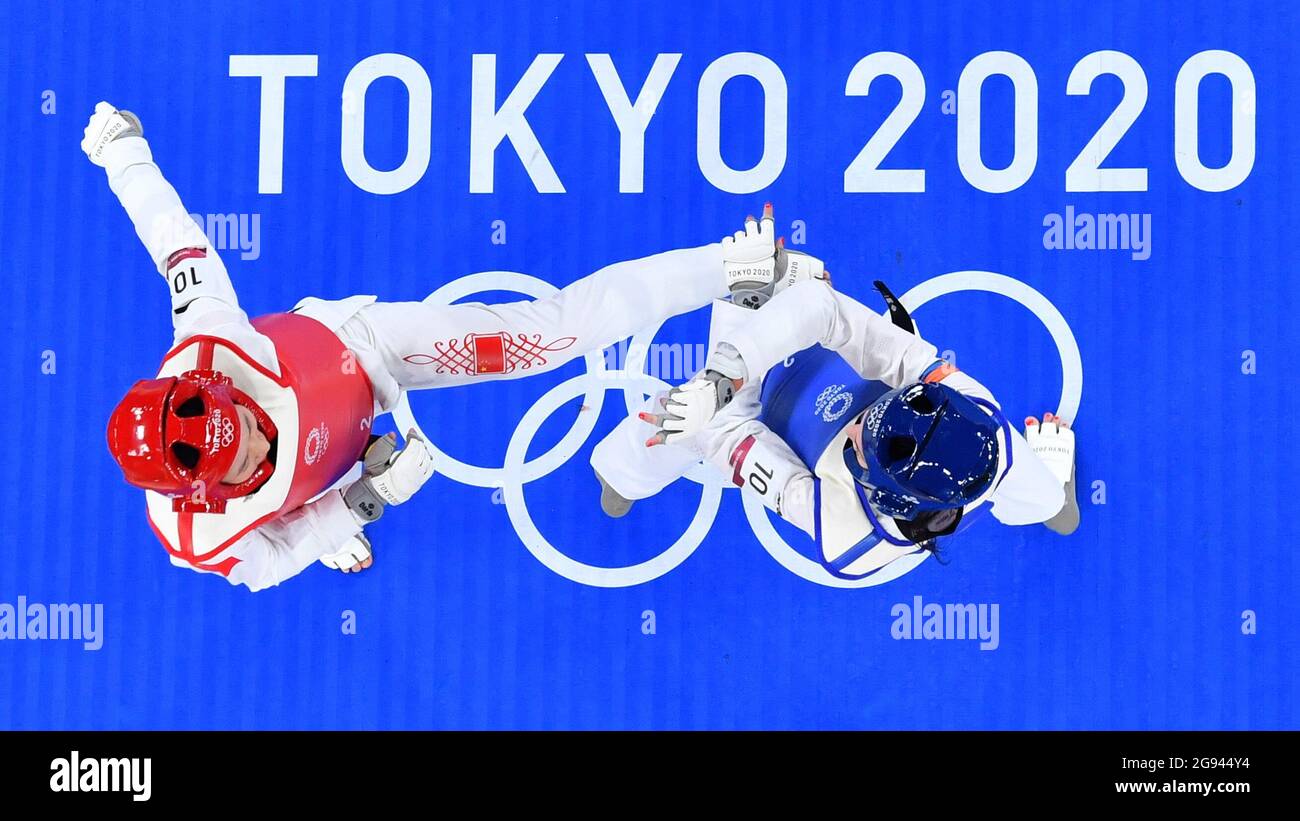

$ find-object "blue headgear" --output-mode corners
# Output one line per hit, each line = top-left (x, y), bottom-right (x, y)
(843, 381), (1009, 522)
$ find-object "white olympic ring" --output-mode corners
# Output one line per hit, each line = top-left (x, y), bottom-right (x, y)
(901, 272), (1083, 421)
(501, 372), (724, 588)
(398, 270), (1082, 588)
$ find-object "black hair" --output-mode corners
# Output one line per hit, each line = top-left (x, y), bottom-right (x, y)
(896, 507), (963, 565)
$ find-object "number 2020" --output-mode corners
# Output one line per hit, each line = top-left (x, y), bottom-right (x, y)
(845, 49), (1255, 194)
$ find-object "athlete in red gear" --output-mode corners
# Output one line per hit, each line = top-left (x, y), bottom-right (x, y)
(85, 101), (755, 591)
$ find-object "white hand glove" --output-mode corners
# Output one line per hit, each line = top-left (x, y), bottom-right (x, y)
(722, 203), (829, 308)
(640, 370), (740, 447)
(319, 532), (373, 571)
(692, 380), (764, 459)
(1025, 412), (1075, 487)
(722, 203), (778, 308)
(774, 244), (829, 295)
(342, 430), (436, 522)
(80, 101), (143, 167)
(367, 429), (435, 504)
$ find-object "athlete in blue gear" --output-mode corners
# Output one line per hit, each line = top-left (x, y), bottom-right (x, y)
(590, 205), (1078, 583)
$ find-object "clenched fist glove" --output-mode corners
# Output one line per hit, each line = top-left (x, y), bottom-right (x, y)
(723, 202), (828, 309)
(639, 370), (742, 447)
(343, 430), (436, 523)
(319, 532), (374, 572)
(80, 101), (143, 167)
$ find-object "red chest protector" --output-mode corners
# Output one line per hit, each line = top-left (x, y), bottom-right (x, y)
(145, 313), (375, 575)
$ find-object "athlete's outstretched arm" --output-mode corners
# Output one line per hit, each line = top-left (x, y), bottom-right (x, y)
(643, 280), (956, 447)
(357, 241), (730, 392)
(83, 103), (257, 349)
(185, 490), (365, 592)
(714, 280), (941, 388)
(986, 427), (1067, 526)
(185, 431), (434, 590)
(680, 383), (817, 536)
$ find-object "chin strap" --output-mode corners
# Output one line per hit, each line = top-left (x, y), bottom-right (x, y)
(857, 483), (917, 547)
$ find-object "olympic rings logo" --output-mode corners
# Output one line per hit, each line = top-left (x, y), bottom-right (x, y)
(393, 270), (1083, 589)
(814, 384), (855, 423)
(303, 423), (330, 466)
(212, 413), (236, 449)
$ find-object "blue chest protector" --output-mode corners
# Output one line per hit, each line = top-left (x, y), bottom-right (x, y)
(759, 347), (890, 467)
(758, 347), (999, 580)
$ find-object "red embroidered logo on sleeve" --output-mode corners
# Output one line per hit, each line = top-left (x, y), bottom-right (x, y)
(402, 333), (577, 376)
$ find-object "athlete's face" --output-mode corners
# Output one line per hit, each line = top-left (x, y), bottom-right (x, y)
(845, 418), (868, 469)
(221, 405), (270, 485)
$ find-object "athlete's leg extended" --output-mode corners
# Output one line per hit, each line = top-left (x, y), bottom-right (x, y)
(591, 391), (701, 512)
(589, 295), (760, 513)
(352, 243), (726, 392)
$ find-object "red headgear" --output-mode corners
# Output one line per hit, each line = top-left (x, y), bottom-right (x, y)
(106, 369), (278, 514)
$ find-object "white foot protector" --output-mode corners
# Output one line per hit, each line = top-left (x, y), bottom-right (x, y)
(595, 468), (635, 518)
(1025, 412), (1079, 535)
